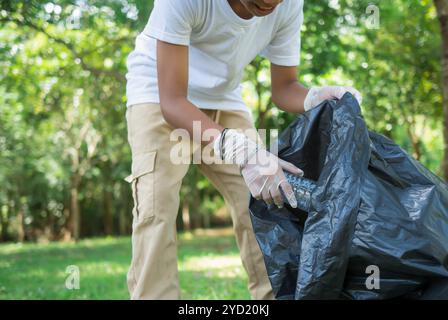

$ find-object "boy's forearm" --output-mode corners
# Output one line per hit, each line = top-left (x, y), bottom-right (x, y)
(160, 96), (224, 145)
(157, 39), (223, 145)
(272, 80), (310, 114)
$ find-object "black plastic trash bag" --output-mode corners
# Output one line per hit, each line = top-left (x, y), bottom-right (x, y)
(249, 93), (448, 300)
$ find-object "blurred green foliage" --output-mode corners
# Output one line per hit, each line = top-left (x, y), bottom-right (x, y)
(0, 0), (444, 242)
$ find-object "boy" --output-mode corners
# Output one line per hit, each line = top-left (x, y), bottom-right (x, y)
(125, 0), (362, 300)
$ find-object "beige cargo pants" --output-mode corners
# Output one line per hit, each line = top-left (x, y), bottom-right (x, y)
(125, 103), (274, 300)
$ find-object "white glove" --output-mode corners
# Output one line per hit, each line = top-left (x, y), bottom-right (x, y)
(304, 86), (363, 111)
(214, 129), (303, 208)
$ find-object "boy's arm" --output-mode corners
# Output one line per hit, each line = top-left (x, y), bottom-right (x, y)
(157, 40), (301, 208)
(270, 63), (309, 114)
(271, 63), (363, 113)
(157, 39), (223, 145)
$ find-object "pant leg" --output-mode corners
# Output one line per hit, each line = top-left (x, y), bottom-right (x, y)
(125, 103), (190, 300)
(198, 109), (274, 300)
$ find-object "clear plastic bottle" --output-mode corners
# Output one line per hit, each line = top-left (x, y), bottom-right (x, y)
(284, 172), (317, 212)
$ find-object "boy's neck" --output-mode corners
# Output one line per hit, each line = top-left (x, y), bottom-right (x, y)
(227, 0), (254, 20)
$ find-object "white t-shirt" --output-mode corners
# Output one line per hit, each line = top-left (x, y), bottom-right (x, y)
(126, 0), (304, 112)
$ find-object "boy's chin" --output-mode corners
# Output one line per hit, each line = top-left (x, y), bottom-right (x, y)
(251, 7), (276, 16)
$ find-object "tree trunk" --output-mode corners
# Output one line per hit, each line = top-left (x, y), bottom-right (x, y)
(16, 208), (25, 243)
(0, 207), (9, 242)
(118, 183), (130, 235)
(118, 207), (126, 235)
(62, 204), (72, 241)
(70, 173), (81, 241)
(46, 210), (55, 241)
(181, 200), (191, 231)
(202, 211), (211, 229)
(103, 186), (113, 235)
(406, 118), (422, 161)
(188, 168), (201, 229)
(435, 0), (448, 180)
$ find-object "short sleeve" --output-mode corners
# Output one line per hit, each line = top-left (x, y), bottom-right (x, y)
(142, 0), (197, 46)
(261, 0), (304, 66)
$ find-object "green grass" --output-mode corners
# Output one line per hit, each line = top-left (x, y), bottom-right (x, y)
(0, 228), (251, 300)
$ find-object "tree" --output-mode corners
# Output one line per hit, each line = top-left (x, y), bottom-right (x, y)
(434, 0), (448, 180)
(0, 0), (445, 242)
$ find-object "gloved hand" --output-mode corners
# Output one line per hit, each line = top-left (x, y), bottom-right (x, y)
(304, 86), (363, 111)
(214, 129), (303, 208)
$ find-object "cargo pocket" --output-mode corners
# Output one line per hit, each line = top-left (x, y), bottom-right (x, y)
(125, 151), (157, 224)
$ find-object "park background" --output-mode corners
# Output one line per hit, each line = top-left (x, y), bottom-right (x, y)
(1, 0), (448, 299)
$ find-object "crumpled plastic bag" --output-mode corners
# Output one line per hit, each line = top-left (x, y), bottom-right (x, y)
(249, 93), (448, 300)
